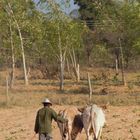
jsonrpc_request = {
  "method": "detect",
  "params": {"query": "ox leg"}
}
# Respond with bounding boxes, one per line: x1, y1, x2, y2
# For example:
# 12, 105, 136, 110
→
86, 131, 93, 140
68, 123, 72, 140
93, 134, 97, 140
85, 129, 90, 140
97, 127, 102, 140
68, 131, 71, 140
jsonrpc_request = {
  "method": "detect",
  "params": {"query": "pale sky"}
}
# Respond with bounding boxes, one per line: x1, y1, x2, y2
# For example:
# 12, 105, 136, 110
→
33, 0, 79, 14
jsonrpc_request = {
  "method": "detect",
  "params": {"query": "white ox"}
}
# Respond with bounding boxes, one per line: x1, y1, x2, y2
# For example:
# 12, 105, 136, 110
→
57, 108, 83, 140
79, 104, 106, 140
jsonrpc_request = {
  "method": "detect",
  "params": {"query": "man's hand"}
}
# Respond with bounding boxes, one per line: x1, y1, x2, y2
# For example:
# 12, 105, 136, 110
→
31, 132, 37, 140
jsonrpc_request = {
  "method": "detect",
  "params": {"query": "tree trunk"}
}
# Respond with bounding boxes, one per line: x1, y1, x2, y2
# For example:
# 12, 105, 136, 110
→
115, 58, 119, 74
87, 51, 91, 67
119, 38, 126, 86
60, 57, 64, 91
6, 76, 9, 106
70, 49, 80, 82
58, 25, 64, 91
7, 2, 28, 86
73, 49, 80, 82
9, 19, 15, 88
66, 58, 71, 77
17, 24, 28, 86
77, 64, 80, 82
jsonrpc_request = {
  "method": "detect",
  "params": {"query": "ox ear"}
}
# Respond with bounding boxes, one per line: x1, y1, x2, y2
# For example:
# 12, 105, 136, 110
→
63, 109, 67, 116
63, 109, 67, 113
100, 102, 110, 110
77, 107, 85, 113
58, 110, 63, 115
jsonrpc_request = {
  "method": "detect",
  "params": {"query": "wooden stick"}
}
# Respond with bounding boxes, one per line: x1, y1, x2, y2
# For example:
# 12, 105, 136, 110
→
87, 73, 92, 102
119, 38, 126, 86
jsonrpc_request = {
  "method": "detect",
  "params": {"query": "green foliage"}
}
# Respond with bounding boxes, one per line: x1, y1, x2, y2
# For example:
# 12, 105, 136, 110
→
0, 0, 39, 66
133, 37, 140, 54
74, 0, 140, 68
0, 0, 140, 76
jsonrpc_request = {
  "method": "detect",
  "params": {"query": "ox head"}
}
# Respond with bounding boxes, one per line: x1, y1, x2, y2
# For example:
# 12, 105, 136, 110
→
77, 107, 85, 113
71, 114, 83, 140
57, 110, 70, 140
58, 109, 84, 140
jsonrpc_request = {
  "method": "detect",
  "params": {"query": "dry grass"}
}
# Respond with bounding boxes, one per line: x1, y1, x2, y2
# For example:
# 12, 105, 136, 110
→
0, 68, 140, 108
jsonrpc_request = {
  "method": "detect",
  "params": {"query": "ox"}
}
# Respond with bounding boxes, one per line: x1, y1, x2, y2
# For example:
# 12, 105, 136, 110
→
57, 109, 83, 140
79, 104, 106, 140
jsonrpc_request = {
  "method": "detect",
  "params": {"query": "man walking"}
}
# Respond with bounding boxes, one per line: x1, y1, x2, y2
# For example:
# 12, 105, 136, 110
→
34, 98, 67, 140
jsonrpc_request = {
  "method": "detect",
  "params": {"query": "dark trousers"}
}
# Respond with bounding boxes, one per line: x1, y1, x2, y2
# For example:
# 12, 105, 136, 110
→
39, 133, 53, 140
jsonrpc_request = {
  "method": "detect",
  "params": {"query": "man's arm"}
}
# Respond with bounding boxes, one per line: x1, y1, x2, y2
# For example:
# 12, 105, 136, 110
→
51, 109, 67, 123
34, 111, 39, 133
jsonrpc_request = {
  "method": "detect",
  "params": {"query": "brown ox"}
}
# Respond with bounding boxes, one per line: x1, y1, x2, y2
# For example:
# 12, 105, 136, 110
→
57, 108, 83, 140
78, 104, 106, 140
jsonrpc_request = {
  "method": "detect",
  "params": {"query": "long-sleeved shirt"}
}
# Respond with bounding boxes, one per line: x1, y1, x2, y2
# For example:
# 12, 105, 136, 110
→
34, 106, 66, 134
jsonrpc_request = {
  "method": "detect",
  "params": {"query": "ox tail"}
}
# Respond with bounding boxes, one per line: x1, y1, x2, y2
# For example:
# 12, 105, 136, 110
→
91, 105, 96, 139
91, 105, 100, 139
91, 105, 106, 140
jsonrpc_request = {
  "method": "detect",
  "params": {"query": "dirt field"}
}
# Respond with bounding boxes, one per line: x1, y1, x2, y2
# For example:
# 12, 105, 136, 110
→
0, 105, 140, 140
0, 68, 140, 140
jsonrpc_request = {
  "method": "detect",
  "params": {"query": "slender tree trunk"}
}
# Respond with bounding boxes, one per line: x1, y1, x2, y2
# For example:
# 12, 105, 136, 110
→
66, 58, 71, 77
70, 49, 80, 82
87, 52, 91, 67
58, 25, 64, 91
77, 64, 80, 82
17, 24, 29, 86
7, 2, 28, 86
6, 76, 9, 106
9, 19, 15, 88
73, 50, 80, 82
72, 49, 80, 82
119, 38, 126, 86
60, 56, 64, 91
115, 58, 119, 74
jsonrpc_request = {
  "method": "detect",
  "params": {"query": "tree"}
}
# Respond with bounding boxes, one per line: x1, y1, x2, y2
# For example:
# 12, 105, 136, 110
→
38, 0, 84, 90
2, 0, 43, 86
75, 0, 140, 68
44, 19, 84, 90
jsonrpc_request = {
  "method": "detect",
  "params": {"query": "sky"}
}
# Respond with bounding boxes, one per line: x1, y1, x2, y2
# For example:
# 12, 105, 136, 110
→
33, 0, 79, 14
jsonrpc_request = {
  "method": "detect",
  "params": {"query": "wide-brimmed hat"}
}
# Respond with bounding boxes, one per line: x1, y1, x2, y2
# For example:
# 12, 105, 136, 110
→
42, 98, 52, 105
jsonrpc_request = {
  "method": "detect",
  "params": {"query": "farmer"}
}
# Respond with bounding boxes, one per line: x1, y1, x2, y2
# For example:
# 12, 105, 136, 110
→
34, 98, 67, 140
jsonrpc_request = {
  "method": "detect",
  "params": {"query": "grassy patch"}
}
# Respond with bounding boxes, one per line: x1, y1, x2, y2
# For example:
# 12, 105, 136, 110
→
0, 68, 140, 107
